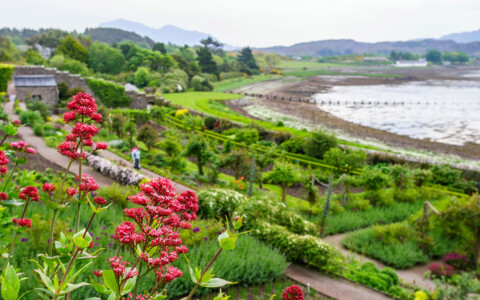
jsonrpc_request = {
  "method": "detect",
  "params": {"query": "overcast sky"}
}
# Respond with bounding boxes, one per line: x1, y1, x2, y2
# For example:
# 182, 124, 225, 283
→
2, 0, 480, 47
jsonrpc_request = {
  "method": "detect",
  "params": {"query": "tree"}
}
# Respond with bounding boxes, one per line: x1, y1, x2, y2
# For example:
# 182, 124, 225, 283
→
56, 35, 88, 63
196, 46, 219, 76
234, 128, 259, 145
223, 149, 250, 179
111, 114, 126, 138
88, 42, 125, 74
442, 51, 469, 64
237, 47, 259, 74
426, 50, 442, 64
134, 67, 151, 88
252, 147, 275, 189
323, 148, 367, 174
192, 75, 213, 91
25, 49, 46, 65
304, 130, 338, 159
264, 161, 302, 202
264, 53, 282, 70
137, 125, 158, 151
125, 121, 137, 144
184, 135, 214, 175
0, 36, 20, 62
359, 167, 391, 205
152, 42, 167, 54
171, 53, 197, 79
200, 37, 224, 56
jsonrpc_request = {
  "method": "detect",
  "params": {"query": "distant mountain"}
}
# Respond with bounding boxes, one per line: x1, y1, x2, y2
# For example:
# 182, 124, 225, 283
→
99, 19, 216, 46
440, 28, 480, 43
256, 39, 480, 57
83, 27, 154, 47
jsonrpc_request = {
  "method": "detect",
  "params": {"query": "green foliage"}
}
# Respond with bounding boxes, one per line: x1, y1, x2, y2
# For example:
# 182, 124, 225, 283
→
57, 35, 88, 63
136, 124, 158, 151
88, 42, 125, 74
264, 161, 302, 202
179, 219, 224, 247
323, 148, 366, 174
223, 149, 250, 179
97, 182, 138, 208
372, 222, 412, 244
234, 128, 259, 145
167, 235, 287, 298
25, 49, 47, 65
237, 47, 259, 75
192, 75, 214, 91
134, 66, 151, 88
197, 188, 247, 219
197, 46, 219, 76
426, 50, 442, 64
87, 77, 132, 107
49, 54, 90, 76
19, 110, 44, 127
280, 137, 305, 154
442, 51, 469, 64
430, 164, 462, 186
184, 135, 215, 175
303, 130, 338, 159
111, 114, 126, 138
26, 99, 51, 121
255, 221, 340, 272
160, 69, 189, 93
204, 116, 217, 130
0, 64, 14, 92
33, 123, 44, 136
160, 138, 181, 156
360, 167, 391, 191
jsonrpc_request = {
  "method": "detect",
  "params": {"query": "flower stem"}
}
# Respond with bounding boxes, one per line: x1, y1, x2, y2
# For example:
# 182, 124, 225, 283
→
3, 198, 30, 270
0, 134, 8, 147
131, 264, 143, 299
75, 203, 81, 233
48, 209, 58, 256
185, 248, 223, 300
56, 160, 73, 204
75, 139, 84, 232
2, 162, 18, 193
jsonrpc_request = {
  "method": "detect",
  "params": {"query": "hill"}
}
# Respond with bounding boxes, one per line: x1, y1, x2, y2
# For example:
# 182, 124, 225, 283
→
440, 28, 480, 43
99, 18, 215, 46
83, 27, 154, 47
256, 39, 480, 57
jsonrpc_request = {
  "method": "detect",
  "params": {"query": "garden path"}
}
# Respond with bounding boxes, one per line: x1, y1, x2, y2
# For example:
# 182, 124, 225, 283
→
323, 232, 437, 290
286, 264, 392, 300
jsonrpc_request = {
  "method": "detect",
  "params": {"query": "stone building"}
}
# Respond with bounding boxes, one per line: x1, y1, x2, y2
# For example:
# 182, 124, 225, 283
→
14, 75, 59, 106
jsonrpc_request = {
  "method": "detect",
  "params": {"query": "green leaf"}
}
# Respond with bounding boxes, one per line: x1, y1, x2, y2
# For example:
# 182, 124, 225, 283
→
201, 269, 214, 284
34, 270, 55, 293
151, 293, 167, 300
43, 199, 60, 210
121, 277, 136, 295
107, 292, 116, 300
72, 229, 92, 249
2, 265, 20, 300
60, 282, 90, 295
268, 294, 276, 300
183, 254, 197, 284
218, 231, 237, 251
233, 215, 244, 230
90, 278, 109, 295
102, 270, 119, 296
194, 267, 201, 282
200, 278, 236, 288
4, 124, 17, 136
1, 199, 25, 207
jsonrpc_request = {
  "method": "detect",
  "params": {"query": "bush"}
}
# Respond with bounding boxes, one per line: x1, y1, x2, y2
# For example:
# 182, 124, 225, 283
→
272, 131, 292, 144
204, 116, 217, 130
280, 137, 305, 154
49, 54, 90, 76
33, 123, 44, 136
19, 110, 44, 127
179, 219, 224, 247
234, 128, 259, 145
26, 99, 52, 121
160, 69, 189, 93
192, 75, 214, 91
136, 124, 158, 151
96, 182, 138, 208
372, 222, 412, 244
87, 78, 132, 107
0, 64, 14, 92
167, 235, 287, 298
197, 188, 247, 219
220, 71, 243, 80
303, 130, 338, 159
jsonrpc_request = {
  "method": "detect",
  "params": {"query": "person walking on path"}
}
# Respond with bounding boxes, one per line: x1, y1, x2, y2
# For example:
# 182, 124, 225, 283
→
131, 146, 140, 170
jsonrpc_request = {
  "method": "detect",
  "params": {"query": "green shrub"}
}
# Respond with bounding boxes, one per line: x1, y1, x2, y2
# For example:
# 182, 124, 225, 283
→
19, 110, 44, 127
97, 183, 138, 208
26, 99, 52, 121
197, 188, 247, 219
234, 128, 259, 145
255, 221, 340, 272
372, 222, 412, 244
87, 77, 132, 107
160, 69, 189, 93
33, 123, 44, 136
303, 130, 338, 159
49, 54, 90, 76
220, 71, 243, 80
192, 75, 214, 91
167, 235, 287, 298
204, 116, 217, 130
0, 64, 14, 93
179, 219, 224, 247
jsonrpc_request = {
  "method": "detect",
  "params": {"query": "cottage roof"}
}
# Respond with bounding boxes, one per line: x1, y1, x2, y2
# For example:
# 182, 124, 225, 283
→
14, 75, 56, 87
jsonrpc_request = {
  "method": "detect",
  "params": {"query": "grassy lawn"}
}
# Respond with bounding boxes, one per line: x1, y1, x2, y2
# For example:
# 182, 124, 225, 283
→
214, 74, 282, 92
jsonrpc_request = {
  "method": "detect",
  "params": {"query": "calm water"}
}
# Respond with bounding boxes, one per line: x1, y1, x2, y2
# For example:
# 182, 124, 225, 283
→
314, 78, 480, 145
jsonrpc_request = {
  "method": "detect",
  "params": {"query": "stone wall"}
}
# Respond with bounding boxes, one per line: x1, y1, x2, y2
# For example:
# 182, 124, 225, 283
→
13, 65, 166, 110
15, 86, 58, 106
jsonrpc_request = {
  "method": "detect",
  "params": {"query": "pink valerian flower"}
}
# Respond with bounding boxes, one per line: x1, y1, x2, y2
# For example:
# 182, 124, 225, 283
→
12, 120, 21, 127
26, 147, 35, 154
42, 183, 56, 192
57, 141, 80, 160
71, 123, 99, 141
123, 207, 148, 224
13, 218, 32, 228
108, 256, 137, 279
94, 196, 106, 205
95, 142, 108, 150
282, 285, 304, 300
66, 187, 77, 197
0, 151, 9, 165
76, 174, 99, 192
155, 265, 183, 283
66, 93, 99, 120
10, 141, 28, 150
19, 186, 39, 201
0, 192, 7, 200
0, 166, 7, 175
114, 222, 145, 245
428, 263, 454, 277
93, 270, 102, 277
443, 252, 470, 270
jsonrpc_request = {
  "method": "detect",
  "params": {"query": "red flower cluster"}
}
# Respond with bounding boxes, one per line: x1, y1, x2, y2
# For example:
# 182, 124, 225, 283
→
112, 178, 198, 285
19, 186, 39, 202
12, 120, 21, 127
93, 270, 102, 277
109, 256, 138, 279
12, 217, 32, 228
94, 196, 106, 205
58, 93, 106, 160
282, 285, 304, 300
76, 174, 99, 192
10, 141, 35, 154
66, 187, 77, 197
0, 192, 7, 200
42, 183, 56, 192
0, 150, 9, 165
428, 263, 454, 277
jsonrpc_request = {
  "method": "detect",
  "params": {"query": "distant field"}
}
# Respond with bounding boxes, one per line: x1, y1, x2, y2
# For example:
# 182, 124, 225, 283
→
278, 60, 349, 69
214, 74, 282, 92
285, 69, 403, 78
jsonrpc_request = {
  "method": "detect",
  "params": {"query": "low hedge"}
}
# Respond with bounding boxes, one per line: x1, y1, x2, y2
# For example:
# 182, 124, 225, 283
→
197, 188, 247, 220
87, 77, 132, 107
0, 64, 14, 93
